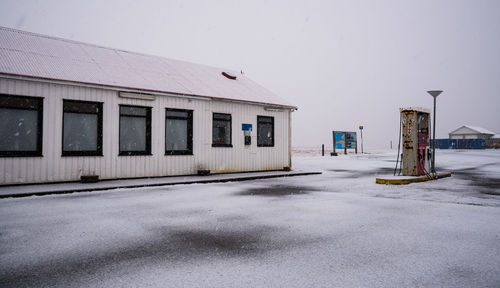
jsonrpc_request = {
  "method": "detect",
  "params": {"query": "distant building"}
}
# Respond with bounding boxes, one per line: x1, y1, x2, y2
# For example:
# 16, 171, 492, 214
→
488, 134, 500, 149
448, 125, 496, 140
0, 27, 297, 184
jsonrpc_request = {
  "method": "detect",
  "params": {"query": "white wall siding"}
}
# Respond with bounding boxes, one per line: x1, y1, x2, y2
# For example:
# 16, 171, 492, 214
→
464, 135, 478, 139
0, 78, 291, 184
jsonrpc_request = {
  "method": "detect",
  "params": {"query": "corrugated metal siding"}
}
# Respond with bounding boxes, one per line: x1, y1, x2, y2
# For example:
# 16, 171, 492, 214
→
0, 78, 291, 184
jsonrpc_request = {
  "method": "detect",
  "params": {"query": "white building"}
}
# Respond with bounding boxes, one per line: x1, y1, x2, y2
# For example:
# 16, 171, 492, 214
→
0, 27, 296, 185
448, 125, 496, 140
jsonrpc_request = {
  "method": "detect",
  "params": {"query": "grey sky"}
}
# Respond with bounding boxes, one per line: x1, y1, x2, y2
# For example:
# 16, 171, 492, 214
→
1, 0, 499, 148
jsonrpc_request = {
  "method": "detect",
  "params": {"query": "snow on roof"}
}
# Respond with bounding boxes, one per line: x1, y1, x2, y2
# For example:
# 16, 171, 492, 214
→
493, 134, 500, 139
0, 26, 296, 109
449, 125, 496, 135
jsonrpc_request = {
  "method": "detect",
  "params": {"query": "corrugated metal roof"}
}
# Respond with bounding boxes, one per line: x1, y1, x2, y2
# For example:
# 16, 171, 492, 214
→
0, 26, 296, 109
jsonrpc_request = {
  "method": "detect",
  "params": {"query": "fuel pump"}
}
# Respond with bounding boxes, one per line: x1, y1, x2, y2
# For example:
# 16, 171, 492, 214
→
398, 107, 431, 177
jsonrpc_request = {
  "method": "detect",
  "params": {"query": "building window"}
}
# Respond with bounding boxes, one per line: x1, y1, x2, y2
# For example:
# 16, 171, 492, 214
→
119, 105, 151, 156
165, 108, 193, 155
212, 113, 232, 147
257, 116, 274, 147
0, 95, 43, 157
62, 99, 103, 156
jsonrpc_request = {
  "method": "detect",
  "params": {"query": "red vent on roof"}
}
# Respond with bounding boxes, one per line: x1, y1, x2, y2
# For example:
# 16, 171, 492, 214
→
221, 72, 237, 80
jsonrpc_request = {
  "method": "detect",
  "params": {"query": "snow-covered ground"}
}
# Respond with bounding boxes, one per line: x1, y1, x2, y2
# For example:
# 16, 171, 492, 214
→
1, 149, 500, 287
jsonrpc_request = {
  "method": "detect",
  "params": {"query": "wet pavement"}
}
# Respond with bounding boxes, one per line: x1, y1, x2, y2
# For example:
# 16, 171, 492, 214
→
1, 150, 500, 287
235, 184, 317, 197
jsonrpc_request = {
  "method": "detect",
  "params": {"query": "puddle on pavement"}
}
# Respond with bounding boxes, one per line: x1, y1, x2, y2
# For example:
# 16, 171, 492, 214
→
452, 168, 500, 195
166, 229, 264, 256
328, 167, 394, 178
236, 185, 318, 197
0, 225, 277, 287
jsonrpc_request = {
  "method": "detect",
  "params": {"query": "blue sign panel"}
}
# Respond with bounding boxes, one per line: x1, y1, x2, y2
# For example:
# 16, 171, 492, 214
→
345, 132, 357, 149
334, 131, 357, 151
335, 132, 345, 149
242, 123, 252, 131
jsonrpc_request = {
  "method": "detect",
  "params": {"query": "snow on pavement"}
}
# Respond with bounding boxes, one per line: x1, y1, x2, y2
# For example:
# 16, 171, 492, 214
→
0, 149, 499, 287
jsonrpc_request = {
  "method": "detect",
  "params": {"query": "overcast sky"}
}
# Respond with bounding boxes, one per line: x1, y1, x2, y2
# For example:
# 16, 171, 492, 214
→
1, 0, 499, 149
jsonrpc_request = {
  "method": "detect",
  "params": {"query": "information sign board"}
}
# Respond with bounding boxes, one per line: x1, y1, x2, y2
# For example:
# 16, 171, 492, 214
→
332, 131, 357, 154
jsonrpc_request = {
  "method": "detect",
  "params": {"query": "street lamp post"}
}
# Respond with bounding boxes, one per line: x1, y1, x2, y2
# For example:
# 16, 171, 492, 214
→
427, 90, 442, 176
359, 125, 364, 154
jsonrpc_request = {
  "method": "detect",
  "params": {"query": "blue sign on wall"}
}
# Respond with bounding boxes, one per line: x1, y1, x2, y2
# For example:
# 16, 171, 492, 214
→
242, 124, 252, 131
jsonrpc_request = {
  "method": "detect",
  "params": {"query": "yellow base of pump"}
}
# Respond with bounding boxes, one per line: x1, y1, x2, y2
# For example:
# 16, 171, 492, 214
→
376, 172, 451, 185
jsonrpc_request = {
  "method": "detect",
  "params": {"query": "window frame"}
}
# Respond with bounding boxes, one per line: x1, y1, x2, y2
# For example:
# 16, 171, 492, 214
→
0, 94, 43, 157
212, 112, 232, 147
118, 104, 152, 156
62, 99, 103, 157
165, 108, 193, 156
257, 115, 275, 147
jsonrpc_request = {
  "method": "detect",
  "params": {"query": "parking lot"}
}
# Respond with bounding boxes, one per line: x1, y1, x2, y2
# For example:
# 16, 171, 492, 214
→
1, 150, 499, 287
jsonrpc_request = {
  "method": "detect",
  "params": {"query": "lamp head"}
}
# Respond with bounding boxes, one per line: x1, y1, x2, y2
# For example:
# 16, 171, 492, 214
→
427, 90, 443, 98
